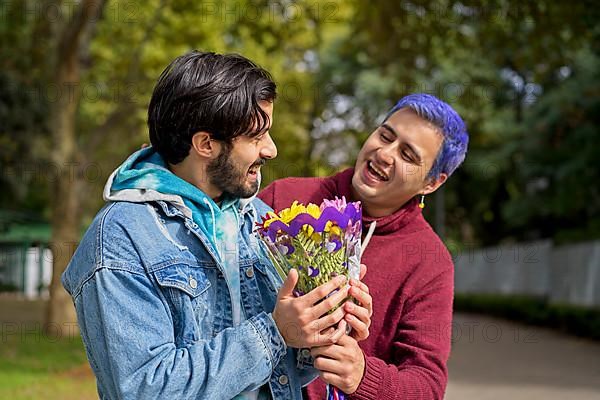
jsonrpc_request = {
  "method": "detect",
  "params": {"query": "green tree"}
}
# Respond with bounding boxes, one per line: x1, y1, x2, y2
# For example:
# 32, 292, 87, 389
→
503, 49, 600, 243
1, 0, 355, 331
315, 0, 598, 245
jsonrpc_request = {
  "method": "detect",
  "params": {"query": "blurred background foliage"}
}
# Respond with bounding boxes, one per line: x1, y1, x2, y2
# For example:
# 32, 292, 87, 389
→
1, 0, 599, 249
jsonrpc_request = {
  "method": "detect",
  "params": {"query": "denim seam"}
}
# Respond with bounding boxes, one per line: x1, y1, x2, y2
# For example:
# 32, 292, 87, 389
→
248, 315, 275, 373
238, 257, 260, 267
72, 265, 146, 299
147, 258, 217, 273
96, 202, 119, 266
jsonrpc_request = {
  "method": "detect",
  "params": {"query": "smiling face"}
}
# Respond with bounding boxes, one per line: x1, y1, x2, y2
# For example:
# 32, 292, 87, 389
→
351, 108, 447, 217
207, 101, 277, 199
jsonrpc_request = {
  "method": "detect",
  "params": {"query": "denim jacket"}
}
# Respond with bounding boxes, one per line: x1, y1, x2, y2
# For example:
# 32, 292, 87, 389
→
62, 181, 316, 399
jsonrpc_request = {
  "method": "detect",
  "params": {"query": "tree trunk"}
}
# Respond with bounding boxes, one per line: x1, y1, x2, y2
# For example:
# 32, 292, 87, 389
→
45, 174, 82, 335
44, 0, 106, 336
44, 53, 83, 335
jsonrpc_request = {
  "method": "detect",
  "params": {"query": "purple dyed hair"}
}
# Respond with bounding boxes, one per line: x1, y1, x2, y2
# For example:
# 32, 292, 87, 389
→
384, 93, 469, 179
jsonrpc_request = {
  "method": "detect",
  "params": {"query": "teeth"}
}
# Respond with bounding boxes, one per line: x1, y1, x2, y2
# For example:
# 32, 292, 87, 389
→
368, 161, 388, 181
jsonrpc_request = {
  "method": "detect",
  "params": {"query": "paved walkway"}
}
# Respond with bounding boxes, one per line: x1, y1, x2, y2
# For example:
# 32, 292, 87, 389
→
446, 313, 600, 400
3, 298, 599, 399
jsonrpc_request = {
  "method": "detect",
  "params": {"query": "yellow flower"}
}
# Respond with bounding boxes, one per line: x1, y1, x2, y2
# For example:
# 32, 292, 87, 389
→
324, 221, 342, 237
329, 225, 342, 237
306, 203, 322, 219
311, 232, 322, 243
302, 224, 315, 236
278, 201, 306, 224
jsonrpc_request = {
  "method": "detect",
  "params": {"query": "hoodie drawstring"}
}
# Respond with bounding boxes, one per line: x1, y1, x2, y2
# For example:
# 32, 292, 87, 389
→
360, 221, 377, 260
203, 198, 219, 252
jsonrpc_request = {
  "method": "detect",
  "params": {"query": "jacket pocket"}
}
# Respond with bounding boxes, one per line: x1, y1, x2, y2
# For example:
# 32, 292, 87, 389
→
153, 263, 213, 345
154, 263, 211, 297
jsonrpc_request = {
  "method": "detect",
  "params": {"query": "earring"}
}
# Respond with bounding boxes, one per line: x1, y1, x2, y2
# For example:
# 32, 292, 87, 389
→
419, 195, 425, 209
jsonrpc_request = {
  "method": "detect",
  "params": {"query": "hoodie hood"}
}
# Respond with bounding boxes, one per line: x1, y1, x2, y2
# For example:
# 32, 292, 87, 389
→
104, 147, 249, 261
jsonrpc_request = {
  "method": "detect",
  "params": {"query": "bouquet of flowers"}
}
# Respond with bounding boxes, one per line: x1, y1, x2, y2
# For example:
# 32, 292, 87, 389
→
256, 196, 362, 400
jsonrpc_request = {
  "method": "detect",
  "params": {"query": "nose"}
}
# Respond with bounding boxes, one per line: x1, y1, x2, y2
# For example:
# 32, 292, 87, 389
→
377, 144, 394, 165
260, 132, 278, 159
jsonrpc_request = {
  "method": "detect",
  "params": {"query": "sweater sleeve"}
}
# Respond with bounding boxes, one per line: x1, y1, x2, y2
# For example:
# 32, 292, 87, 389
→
350, 266, 454, 400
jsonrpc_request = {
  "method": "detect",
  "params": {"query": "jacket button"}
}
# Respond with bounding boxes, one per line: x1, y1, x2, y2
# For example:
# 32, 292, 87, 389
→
189, 278, 198, 289
278, 375, 288, 385
245, 267, 254, 278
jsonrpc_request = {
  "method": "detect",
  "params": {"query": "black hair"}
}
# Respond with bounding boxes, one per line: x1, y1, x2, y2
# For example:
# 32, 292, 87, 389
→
148, 51, 277, 164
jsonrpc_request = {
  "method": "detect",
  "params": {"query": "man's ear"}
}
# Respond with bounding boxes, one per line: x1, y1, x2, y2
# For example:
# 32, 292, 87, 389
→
190, 131, 217, 158
422, 173, 448, 195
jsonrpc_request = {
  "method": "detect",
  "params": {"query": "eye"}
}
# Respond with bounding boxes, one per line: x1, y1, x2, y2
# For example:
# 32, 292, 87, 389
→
401, 150, 413, 162
379, 131, 393, 143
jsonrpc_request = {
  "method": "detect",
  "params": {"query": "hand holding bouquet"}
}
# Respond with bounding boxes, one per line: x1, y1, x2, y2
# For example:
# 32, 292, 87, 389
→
256, 197, 362, 400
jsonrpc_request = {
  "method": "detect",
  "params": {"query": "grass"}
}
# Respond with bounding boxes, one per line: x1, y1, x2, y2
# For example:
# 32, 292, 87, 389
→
0, 322, 97, 400
454, 293, 600, 341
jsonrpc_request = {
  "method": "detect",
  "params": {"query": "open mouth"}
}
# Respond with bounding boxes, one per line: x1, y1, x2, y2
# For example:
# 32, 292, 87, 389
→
247, 164, 262, 179
366, 160, 389, 182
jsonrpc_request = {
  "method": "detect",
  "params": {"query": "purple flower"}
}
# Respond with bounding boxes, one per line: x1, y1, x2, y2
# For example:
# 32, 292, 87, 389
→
308, 266, 320, 277
276, 244, 288, 255
325, 239, 342, 253
346, 221, 362, 241
276, 237, 295, 255
293, 289, 305, 297
321, 196, 348, 212
284, 242, 295, 254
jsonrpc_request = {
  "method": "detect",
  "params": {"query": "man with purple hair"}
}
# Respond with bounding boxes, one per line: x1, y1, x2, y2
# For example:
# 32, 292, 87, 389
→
259, 93, 469, 399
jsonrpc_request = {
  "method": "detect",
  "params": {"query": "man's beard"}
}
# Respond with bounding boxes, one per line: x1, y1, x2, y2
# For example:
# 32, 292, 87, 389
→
207, 142, 265, 199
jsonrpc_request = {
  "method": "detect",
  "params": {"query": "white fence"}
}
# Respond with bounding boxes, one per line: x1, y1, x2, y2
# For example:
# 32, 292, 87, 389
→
454, 239, 600, 308
3, 240, 599, 306
0, 245, 53, 299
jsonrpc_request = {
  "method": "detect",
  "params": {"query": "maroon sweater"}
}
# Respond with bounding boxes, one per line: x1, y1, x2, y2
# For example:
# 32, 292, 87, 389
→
258, 168, 453, 400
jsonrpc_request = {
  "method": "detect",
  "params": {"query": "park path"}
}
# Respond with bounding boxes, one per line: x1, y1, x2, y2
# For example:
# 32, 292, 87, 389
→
446, 313, 600, 400
3, 298, 600, 399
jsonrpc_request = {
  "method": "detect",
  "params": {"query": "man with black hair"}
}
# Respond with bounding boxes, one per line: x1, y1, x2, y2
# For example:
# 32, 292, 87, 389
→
62, 51, 371, 400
